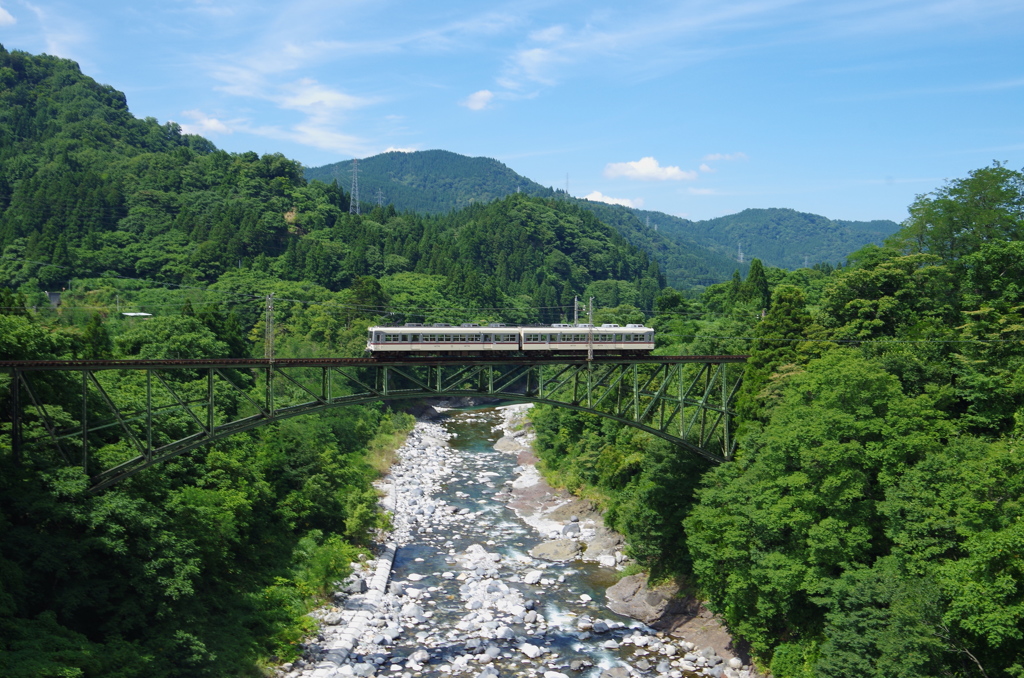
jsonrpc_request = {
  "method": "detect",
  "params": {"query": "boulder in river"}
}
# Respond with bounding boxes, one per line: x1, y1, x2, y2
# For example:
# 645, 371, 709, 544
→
529, 539, 582, 561
604, 572, 681, 624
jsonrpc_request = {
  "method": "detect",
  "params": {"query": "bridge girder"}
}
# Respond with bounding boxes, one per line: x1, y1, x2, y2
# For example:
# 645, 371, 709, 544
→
2, 356, 745, 492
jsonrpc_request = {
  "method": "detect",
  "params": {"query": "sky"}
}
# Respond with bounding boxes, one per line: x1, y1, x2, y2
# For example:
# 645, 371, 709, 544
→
1, 0, 1022, 223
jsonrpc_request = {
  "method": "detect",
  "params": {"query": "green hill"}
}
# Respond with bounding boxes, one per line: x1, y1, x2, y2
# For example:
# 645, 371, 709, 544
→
675, 208, 901, 270
306, 152, 900, 285
304, 150, 558, 214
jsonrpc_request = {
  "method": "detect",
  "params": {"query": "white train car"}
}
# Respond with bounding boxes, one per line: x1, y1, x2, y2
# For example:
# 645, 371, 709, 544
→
520, 324, 655, 354
366, 323, 519, 354
367, 322, 655, 355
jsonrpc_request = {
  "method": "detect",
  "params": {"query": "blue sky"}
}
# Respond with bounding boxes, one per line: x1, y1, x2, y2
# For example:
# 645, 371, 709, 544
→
1, 0, 1022, 222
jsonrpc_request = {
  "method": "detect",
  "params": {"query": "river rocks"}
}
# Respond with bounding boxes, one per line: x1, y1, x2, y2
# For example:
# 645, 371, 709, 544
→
523, 569, 543, 584
605, 572, 681, 624
276, 408, 759, 678
529, 539, 582, 561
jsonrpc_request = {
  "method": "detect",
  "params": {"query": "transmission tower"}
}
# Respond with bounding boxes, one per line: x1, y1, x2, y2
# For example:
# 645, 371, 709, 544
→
375, 188, 385, 207
349, 158, 360, 215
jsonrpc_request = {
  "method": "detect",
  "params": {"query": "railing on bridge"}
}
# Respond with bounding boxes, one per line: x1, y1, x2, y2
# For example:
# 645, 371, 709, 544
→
1, 355, 746, 492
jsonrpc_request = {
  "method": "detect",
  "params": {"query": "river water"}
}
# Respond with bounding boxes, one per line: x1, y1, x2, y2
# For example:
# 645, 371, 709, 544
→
295, 407, 731, 678
385, 408, 638, 677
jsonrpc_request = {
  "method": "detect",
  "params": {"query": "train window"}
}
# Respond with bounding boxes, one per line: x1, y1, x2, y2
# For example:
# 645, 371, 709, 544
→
615, 334, 622, 341
401, 334, 408, 342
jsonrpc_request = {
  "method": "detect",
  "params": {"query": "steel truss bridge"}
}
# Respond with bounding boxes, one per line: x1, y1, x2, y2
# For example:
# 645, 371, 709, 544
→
2, 355, 746, 492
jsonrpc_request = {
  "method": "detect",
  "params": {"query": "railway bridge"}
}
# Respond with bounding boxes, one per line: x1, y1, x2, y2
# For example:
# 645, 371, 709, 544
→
2, 355, 746, 492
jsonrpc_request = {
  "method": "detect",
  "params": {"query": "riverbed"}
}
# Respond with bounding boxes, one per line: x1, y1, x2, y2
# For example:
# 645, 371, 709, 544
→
281, 406, 750, 678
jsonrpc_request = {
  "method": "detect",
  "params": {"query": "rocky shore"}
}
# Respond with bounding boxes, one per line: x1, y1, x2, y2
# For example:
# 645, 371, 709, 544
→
492, 405, 758, 678
273, 405, 758, 678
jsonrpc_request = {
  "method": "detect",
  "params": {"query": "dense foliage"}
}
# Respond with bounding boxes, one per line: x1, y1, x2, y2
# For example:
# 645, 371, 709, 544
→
304, 150, 560, 215
532, 164, 1024, 677
304, 152, 899, 287
0, 45, 667, 676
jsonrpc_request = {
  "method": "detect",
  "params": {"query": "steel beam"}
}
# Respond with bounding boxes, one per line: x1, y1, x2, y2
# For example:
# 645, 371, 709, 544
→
1, 355, 745, 491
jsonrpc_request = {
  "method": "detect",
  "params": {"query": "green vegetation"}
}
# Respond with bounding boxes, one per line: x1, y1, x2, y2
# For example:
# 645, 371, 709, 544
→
305, 153, 900, 288
304, 150, 560, 215
532, 164, 1024, 677
4, 42, 1021, 678
0, 45, 664, 676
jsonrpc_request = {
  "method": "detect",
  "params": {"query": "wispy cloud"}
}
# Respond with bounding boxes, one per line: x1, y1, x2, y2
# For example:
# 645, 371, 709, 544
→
461, 89, 495, 111
201, 60, 379, 155
22, 1, 89, 59
0, 3, 15, 26
583, 191, 643, 208
605, 157, 697, 181
828, 76, 1024, 103
178, 110, 234, 136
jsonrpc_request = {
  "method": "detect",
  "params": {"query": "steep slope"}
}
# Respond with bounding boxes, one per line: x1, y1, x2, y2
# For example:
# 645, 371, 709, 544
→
306, 151, 900, 284
304, 150, 558, 214
679, 208, 901, 270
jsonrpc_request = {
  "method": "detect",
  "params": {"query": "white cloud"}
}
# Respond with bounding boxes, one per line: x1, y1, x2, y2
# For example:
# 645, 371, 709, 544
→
511, 47, 560, 86
699, 163, 715, 173
702, 152, 748, 161
246, 122, 368, 156
461, 89, 495, 110
178, 110, 233, 136
22, 1, 87, 59
278, 78, 372, 114
604, 157, 697, 181
205, 67, 377, 155
0, 4, 15, 26
583, 191, 644, 208
383, 146, 417, 153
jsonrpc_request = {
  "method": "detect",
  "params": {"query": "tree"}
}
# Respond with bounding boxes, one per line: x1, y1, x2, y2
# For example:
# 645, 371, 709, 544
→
894, 162, 1024, 263
744, 258, 771, 310
735, 285, 812, 425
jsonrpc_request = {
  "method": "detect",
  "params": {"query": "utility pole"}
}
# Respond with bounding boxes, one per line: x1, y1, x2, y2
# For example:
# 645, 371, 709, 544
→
264, 293, 275, 361
573, 296, 579, 325
587, 296, 594, 361
349, 158, 360, 215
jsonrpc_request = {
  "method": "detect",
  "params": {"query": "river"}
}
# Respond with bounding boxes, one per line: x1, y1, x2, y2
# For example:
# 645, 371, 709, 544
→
282, 406, 746, 678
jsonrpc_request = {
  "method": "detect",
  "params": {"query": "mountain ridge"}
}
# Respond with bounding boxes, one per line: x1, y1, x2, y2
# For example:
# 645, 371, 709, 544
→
306, 151, 901, 284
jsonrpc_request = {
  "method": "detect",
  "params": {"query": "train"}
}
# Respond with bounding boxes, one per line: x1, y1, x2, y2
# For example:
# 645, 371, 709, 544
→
366, 322, 655, 356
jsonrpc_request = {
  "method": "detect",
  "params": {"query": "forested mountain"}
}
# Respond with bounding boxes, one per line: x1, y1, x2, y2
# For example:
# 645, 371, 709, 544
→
4, 42, 1022, 678
306, 152, 899, 285
531, 163, 1024, 678
304, 150, 558, 214
0, 45, 661, 677
676, 207, 900, 270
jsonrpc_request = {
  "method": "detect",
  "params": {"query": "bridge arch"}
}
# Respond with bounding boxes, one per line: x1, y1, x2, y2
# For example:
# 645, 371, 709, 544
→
3, 356, 745, 492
